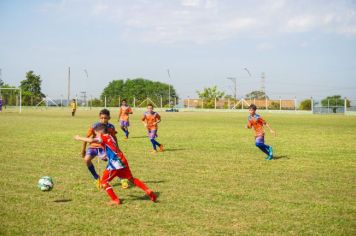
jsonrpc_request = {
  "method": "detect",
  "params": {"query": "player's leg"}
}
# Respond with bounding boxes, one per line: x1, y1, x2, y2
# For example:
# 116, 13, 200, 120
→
119, 168, 157, 202
149, 130, 163, 152
255, 136, 273, 160
101, 169, 120, 205
84, 148, 101, 187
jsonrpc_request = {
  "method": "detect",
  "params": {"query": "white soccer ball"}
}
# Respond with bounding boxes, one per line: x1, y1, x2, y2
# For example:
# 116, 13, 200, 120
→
38, 176, 54, 191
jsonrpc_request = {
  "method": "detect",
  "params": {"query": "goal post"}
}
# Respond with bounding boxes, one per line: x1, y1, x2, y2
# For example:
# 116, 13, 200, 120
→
0, 87, 22, 113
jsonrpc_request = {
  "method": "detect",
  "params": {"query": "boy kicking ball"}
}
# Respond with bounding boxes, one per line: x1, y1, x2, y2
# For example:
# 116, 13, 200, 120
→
246, 104, 275, 160
75, 124, 157, 205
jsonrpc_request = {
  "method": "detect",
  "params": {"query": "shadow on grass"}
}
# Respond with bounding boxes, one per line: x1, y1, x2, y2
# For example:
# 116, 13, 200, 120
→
164, 148, 186, 152
128, 192, 161, 202
129, 136, 147, 139
273, 155, 289, 160
54, 199, 72, 203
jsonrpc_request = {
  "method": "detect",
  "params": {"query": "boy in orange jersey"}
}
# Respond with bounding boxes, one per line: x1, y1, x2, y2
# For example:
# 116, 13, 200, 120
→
142, 104, 164, 153
246, 104, 275, 160
118, 99, 133, 139
81, 109, 118, 188
75, 123, 157, 205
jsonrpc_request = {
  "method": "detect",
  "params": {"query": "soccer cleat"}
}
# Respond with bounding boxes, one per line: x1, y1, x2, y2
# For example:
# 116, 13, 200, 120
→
107, 199, 121, 206
266, 146, 273, 160
159, 144, 164, 152
121, 179, 129, 189
146, 190, 157, 202
151, 150, 158, 154
94, 177, 102, 190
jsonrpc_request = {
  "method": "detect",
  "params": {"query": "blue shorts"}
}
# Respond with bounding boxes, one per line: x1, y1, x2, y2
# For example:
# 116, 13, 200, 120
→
147, 130, 158, 139
86, 147, 106, 159
255, 135, 265, 144
120, 120, 130, 127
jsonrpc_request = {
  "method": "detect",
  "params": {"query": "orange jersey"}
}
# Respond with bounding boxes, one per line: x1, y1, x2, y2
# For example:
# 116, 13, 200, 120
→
142, 111, 161, 131
247, 114, 266, 137
86, 122, 117, 148
118, 106, 132, 121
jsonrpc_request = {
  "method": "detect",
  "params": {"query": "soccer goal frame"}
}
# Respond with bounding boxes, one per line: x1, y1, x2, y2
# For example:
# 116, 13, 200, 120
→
0, 87, 22, 113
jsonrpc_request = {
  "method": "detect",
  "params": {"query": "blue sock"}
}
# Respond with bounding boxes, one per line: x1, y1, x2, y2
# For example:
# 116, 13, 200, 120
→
150, 139, 157, 150
125, 130, 129, 137
88, 164, 99, 179
256, 143, 270, 155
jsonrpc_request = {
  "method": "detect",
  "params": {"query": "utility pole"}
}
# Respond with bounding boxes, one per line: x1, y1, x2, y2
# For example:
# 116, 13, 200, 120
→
226, 77, 237, 100
67, 67, 70, 106
261, 72, 266, 94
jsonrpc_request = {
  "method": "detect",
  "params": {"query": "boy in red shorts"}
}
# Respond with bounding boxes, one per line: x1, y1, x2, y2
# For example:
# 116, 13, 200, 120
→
75, 123, 157, 205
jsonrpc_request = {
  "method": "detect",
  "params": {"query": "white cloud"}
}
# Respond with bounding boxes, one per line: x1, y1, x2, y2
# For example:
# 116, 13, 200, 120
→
39, 0, 356, 44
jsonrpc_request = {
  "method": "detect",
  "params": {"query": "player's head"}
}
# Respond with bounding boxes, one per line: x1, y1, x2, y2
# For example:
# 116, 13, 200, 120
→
99, 109, 110, 124
248, 104, 257, 115
72, 99, 75, 102
94, 123, 108, 134
147, 103, 154, 113
121, 99, 127, 106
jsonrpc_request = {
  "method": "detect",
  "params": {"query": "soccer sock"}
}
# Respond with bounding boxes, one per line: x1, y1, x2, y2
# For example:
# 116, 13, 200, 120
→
256, 143, 270, 155
105, 185, 119, 201
125, 130, 129, 138
131, 178, 149, 192
87, 164, 99, 179
150, 139, 157, 150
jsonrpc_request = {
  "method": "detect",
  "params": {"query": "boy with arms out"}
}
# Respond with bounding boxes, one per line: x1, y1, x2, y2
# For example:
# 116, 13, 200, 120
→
75, 124, 157, 205
246, 104, 275, 160
142, 104, 164, 153
118, 99, 133, 139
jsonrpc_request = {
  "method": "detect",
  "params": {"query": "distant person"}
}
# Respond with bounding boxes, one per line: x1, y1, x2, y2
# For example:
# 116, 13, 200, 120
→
70, 99, 77, 117
75, 123, 157, 205
246, 104, 275, 160
118, 99, 133, 139
142, 104, 164, 153
0, 98, 3, 112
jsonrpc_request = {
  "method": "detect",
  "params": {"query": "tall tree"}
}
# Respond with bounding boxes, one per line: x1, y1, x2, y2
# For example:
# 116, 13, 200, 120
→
101, 78, 178, 107
245, 90, 268, 99
20, 71, 45, 105
196, 86, 225, 108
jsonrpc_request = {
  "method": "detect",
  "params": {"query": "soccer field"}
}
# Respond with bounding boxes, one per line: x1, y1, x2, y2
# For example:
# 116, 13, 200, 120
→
0, 109, 355, 235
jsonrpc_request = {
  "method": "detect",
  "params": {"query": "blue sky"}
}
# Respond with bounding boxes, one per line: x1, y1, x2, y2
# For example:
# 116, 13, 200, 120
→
0, 0, 356, 100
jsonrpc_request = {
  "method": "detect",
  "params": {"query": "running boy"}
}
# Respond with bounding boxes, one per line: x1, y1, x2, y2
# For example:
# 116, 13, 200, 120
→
142, 104, 164, 153
81, 109, 118, 188
118, 99, 133, 139
246, 104, 275, 160
75, 124, 157, 205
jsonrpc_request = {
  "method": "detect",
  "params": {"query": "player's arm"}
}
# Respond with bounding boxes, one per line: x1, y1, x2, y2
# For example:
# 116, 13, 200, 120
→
153, 114, 161, 125
81, 128, 93, 157
127, 107, 133, 114
75, 135, 100, 143
141, 114, 147, 127
246, 120, 252, 129
265, 123, 276, 136
118, 108, 122, 121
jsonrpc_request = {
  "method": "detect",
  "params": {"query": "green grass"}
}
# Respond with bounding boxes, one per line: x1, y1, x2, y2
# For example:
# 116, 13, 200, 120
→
0, 108, 355, 235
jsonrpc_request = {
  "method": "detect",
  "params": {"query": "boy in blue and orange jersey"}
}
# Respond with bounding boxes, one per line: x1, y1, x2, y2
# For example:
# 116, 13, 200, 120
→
118, 99, 133, 139
142, 104, 164, 153
75, 124, 157, 206
81, 109, 118, 188
246, 104, 275, 160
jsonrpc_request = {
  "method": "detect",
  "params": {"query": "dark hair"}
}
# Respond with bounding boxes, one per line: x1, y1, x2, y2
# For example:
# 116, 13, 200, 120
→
121, 99, 127, 103
94, 123, 108, 134
248, 104, 257, 111
99, 109, 110, 117
147, 103, 154, 108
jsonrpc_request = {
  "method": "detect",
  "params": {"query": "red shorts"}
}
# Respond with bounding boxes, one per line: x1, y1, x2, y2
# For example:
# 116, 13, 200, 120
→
101, 154, 133, 184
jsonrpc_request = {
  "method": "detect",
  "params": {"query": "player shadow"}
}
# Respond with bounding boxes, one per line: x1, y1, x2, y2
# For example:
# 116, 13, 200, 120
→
128, 192, 161, 201
129, 136, 147, 139
164, 148, 186, 152
273, 155, 289, 160
54, 199, 72, 203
